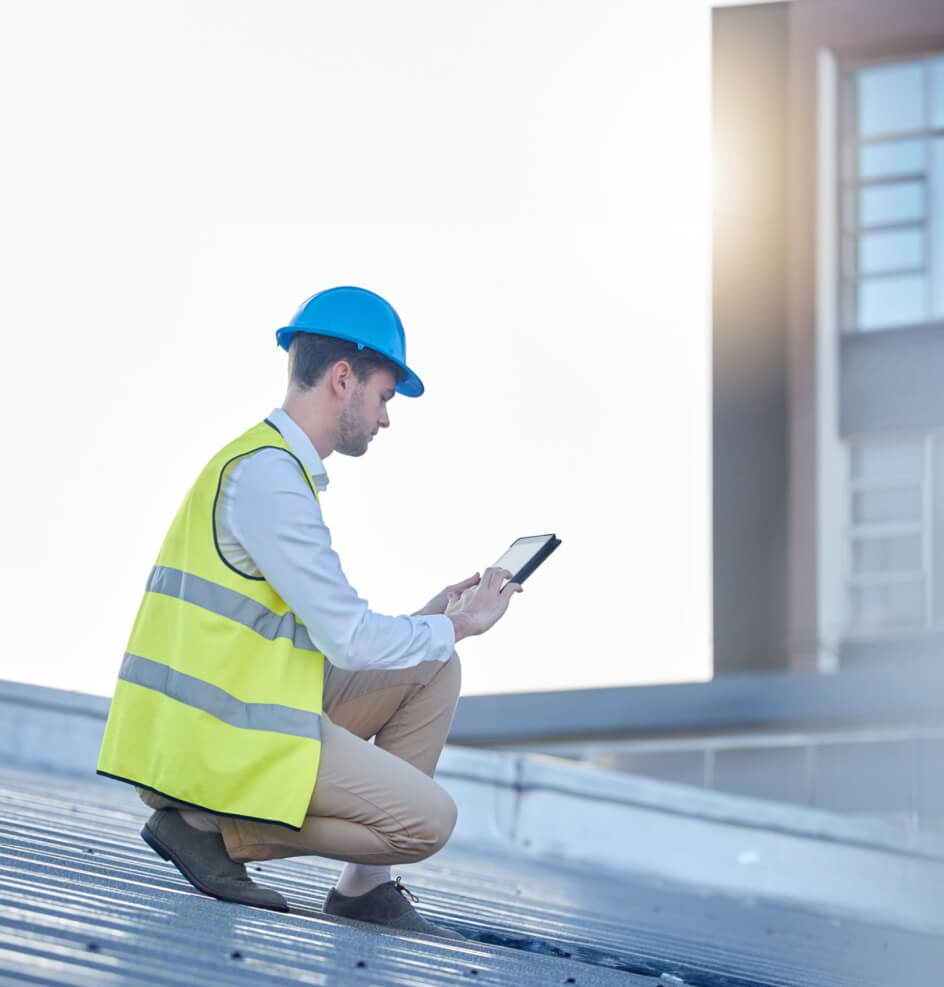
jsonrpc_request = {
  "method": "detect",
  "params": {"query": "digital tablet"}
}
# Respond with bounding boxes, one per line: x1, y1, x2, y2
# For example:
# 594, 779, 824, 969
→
493, 534, 561, 588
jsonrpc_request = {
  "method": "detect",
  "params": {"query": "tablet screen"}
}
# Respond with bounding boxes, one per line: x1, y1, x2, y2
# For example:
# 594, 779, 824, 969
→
493, 534, 556, 582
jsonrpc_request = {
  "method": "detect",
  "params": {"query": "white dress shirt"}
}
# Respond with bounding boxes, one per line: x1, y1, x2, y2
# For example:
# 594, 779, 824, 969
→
214, 408, 455, 671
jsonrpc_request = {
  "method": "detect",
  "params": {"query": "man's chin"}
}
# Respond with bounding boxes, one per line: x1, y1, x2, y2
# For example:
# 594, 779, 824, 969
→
336, 441, 369, 458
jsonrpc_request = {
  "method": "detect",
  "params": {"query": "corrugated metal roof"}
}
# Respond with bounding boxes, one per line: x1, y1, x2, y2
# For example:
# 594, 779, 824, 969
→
2, 763, 942, 986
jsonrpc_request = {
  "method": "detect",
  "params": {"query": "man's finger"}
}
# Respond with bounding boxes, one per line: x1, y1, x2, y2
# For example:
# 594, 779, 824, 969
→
482, 567, 509, 588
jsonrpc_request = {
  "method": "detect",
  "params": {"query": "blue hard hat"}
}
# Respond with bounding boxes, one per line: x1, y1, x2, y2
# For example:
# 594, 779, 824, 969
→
275, 286, 424, 397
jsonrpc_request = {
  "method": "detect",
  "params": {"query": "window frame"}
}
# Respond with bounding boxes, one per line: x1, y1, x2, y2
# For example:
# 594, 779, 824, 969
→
838, 53, 944, 334
842, 429, 944, 639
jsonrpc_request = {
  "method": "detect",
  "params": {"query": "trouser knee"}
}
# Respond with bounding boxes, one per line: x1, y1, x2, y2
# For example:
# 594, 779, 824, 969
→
432, 787, 458, 851
397, 786, 457, 863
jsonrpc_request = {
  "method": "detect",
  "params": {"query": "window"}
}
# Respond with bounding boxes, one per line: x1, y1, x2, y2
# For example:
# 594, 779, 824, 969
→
845, 432, 944, 634
841, 55, 944, 331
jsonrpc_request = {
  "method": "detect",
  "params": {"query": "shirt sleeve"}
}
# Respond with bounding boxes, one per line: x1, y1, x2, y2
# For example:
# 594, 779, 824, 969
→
224, 449, 455, 672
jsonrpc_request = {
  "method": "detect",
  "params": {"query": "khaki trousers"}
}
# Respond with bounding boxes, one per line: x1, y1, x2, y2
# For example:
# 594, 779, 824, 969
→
138, 651, 461, 867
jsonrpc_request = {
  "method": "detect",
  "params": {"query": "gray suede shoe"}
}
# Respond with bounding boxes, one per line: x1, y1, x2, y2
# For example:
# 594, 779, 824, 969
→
141, 808, 288, 912
323, 877, 465, 940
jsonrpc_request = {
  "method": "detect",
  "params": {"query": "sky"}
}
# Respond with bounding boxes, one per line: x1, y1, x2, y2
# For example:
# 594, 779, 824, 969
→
0, 0, 713, 697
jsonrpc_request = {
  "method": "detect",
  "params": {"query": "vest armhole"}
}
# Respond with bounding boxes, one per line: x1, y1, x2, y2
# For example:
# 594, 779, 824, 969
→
211, 443, 319, 580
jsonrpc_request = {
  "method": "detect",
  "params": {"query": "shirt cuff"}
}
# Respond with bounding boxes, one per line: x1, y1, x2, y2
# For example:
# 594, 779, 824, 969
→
425, 613, 456, 662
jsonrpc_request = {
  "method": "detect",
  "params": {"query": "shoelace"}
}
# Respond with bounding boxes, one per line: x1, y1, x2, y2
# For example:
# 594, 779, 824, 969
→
394, 875, 420, 903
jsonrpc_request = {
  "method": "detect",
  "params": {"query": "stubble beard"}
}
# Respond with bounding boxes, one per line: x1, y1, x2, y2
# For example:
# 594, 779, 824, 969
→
335, 385, 371, 457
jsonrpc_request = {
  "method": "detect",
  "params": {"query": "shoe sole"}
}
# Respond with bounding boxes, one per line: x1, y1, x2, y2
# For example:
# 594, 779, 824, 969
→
322, 911, 467, 941
140, 823, 289, 912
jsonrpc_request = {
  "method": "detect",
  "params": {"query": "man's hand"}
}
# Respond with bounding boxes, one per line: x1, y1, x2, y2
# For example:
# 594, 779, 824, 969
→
444, 566, 522, 642
413, 574, 482, 617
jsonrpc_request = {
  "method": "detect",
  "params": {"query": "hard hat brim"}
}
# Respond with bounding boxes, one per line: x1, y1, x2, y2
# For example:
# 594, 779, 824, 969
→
276, 327, 424, 398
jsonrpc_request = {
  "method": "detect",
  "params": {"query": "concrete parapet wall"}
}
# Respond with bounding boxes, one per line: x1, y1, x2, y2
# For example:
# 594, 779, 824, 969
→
0, 680, 110, 778
438, 746, 944, 935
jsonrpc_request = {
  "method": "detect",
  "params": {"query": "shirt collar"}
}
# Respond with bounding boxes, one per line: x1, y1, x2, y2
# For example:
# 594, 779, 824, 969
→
265, 408, 330, 491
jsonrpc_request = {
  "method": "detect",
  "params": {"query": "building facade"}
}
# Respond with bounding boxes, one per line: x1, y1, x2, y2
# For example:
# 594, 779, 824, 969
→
713, 0, 944, 675
449, 1, 944, 827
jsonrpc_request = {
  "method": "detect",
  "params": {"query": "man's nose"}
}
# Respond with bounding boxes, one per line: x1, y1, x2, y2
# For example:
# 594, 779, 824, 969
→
379, 408, 390, 428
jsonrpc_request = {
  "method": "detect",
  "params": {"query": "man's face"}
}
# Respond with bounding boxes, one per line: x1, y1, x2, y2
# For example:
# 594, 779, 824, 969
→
335, 367, 396, 457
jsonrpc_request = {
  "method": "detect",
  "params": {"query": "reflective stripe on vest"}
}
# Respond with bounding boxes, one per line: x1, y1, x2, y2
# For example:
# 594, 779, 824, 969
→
118, 653, 322, 740
147, 565, 319, 652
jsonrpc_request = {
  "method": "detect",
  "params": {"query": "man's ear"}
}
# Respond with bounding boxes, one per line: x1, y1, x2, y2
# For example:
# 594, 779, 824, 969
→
330, 360, 355, 396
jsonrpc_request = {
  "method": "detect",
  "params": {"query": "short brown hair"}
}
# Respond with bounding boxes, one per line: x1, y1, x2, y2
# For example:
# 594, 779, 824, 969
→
288, 333, 405, 390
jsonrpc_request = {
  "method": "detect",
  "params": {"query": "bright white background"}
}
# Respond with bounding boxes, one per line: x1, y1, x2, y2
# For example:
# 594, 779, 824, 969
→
0, 0, 712, 697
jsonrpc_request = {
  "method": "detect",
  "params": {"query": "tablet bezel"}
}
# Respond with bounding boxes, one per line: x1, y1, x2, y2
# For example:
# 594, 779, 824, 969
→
493, 533, 561, 588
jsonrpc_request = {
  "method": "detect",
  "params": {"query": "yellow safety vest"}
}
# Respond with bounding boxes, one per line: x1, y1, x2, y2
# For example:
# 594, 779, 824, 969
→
97, 419, 325, 830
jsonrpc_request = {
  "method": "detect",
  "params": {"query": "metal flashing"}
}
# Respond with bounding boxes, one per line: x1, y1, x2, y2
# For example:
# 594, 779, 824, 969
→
448, 662, 944, 744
